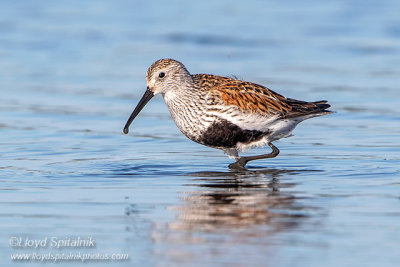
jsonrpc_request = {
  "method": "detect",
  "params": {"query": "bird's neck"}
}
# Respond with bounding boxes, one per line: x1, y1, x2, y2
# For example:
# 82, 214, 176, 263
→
162, 88, 209, 140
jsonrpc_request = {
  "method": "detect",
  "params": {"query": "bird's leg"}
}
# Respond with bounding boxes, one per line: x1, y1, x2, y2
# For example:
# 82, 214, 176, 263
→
228, 143, 280, 170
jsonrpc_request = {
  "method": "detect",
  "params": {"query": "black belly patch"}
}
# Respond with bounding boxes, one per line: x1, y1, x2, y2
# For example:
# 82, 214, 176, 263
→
197, 119, 269, 148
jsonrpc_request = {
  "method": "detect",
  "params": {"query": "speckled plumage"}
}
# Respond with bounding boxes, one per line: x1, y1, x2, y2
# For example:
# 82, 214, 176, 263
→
124, 58, 331, 168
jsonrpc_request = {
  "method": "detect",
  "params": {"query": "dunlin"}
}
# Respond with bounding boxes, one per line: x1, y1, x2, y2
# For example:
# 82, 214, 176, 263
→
123, 59, 331, 169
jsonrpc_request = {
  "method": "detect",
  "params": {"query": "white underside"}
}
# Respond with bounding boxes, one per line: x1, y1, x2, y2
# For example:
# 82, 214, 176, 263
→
219, 112, 320, 158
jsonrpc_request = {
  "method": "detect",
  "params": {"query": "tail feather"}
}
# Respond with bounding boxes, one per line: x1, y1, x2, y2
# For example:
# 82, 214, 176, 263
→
283, 99, 332, 119
313, 100, 331, 113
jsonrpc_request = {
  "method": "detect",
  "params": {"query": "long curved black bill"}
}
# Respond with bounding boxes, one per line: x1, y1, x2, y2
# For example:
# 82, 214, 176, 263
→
123, 88, 154, 134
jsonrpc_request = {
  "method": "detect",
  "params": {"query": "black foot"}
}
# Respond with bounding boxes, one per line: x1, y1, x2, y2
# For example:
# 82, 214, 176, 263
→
228, 157, 248, 170
228, 142, 280, 170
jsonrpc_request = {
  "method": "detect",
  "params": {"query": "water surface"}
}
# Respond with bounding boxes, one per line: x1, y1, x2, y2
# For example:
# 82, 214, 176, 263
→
1, 0, 400, 266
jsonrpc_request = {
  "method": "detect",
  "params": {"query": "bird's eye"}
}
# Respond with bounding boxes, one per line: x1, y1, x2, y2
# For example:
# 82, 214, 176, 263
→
158, 72, 165, 78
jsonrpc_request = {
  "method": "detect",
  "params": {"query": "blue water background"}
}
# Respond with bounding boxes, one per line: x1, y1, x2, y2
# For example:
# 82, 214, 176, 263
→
1, 0, 400, 266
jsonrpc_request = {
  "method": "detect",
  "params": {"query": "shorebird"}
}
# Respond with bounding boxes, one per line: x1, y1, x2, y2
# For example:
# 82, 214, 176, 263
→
123, 59, 331, 169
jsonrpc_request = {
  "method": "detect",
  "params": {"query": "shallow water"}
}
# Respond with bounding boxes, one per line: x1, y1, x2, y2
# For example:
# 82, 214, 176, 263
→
1, 0, 400, 266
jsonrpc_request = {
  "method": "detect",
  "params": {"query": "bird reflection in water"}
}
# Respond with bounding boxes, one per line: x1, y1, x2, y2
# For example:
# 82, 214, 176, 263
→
168, 168, 313, 233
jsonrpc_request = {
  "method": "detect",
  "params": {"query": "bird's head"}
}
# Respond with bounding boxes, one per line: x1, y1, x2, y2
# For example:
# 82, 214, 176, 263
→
123, 58, 191, 134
